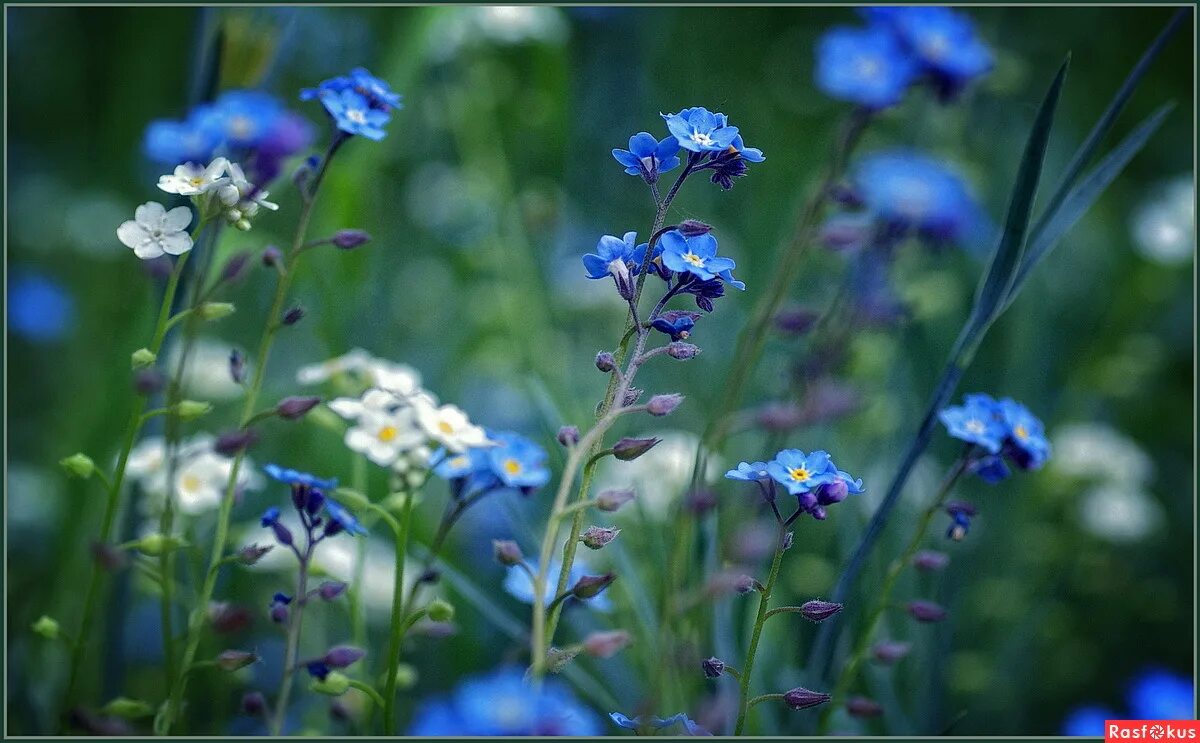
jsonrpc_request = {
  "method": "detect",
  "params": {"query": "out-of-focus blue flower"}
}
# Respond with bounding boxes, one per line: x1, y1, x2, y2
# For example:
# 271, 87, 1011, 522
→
997, 398, 1051, 470
302, 67, 403, 112
7, 271, 74, 343
143, 116, 222, 166
202, 90, 284, 149
612, 132, 681, 183
816, 25, 917, 108
487, 431, 550, 491
725, 461, 773, 482
650, 310, 700, 341
582, 232, 651, 280
1060, 705, 1116, 737
938, 393, 1007, 453
410, 666, 601, 735
260, 507, 282, 527
766, 449, 838, 496
323, 497, 367, 536
263, 464, 339, 490
502, 558, 611, 611
851, 150, 986, 244
660, 231, 737, 282
1128, 668, 1195, 720
610, 712, 710, 735
320, 89, 391, 141
970, 454, 1011, 485
866, 7, 993, 96
662, 107, 740, 154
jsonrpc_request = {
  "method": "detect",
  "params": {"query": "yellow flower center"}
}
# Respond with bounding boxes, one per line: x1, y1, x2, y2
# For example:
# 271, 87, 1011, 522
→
377, 425, 398, 442
502, 458, 522, 475
1013, 424, 1029, 440
437, 420, 455, 435
788, 466, 811, 482
682, 251, 705, 268
181, 474, 202, 492
189, 177, 205, 187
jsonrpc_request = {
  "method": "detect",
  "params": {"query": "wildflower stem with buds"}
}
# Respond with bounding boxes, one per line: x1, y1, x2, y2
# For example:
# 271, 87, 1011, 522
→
733, 522, 789, 735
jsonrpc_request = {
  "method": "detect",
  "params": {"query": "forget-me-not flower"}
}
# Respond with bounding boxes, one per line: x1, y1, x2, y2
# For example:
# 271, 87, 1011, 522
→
302, 67, 403, 112
320, 89, 391, 141
650, 310, 700, 341
610, 712, 710, 736
612, 132, 681, 183
866, 7, 993, 96
996, 398, 1051, 470
7, 272, 74, 343
766, 449, 839, 495
1128, 668, 1195, 720
409, 666, 600, 735
851, 150, 987, 244
662, 107, 740, 154
725, 461, 773, 483
582, 232, 652, 280
816, 25, 917, 108
659, 230, 739, 282
938, 393, 1007, 453
117, 201, 194, 260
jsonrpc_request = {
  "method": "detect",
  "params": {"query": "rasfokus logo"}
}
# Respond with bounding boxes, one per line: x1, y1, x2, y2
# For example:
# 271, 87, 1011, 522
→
1106, 720, 1200, 741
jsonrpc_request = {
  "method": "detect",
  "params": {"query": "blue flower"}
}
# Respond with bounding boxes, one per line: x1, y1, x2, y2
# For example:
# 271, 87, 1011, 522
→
660, 231, 738, 282
852, 150, 988, 244
203, 90, 284, 149
1128, 668, 1195, 720
996, 398, 1051, 470
816, 25, 917, 108
319, 89, 391, 141
1060, 705, 1116, 737
700, 134, 766, 190
264, 464, 339, 490
970, 454, 1011, 485
766, 449, 838, 495
662, 107, 740, 154
866, 7, 993, 96
323, 497, 367, 537
410, 666, 600, 735
260, 507, 282, 527
612, 132, 681, 183
680, 277, 728, 313
725, 461, 773, 482
582, 232, 652, 280
610, 712, 710, 735
938, 393, 1007, 453
143, 116, 222, 166
502, 558, 611, 611
302, 67, 403, 112
650, 310, 700, 341
487, 431, 550, 491
305, 661, 331, 680
7, 271, 74, 343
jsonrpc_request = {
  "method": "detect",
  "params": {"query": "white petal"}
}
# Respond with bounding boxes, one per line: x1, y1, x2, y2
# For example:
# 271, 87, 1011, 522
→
345, 427, 374, 453
134, 241, 165, 259
367, 441, 399, 466
159, 232, 193, 256
328, 398, 365, 420
163, 206, 193, 232
206, 157, 230, 180
117, 220, 150, 249
135, 201, 166, 226
174, 162, 203, 178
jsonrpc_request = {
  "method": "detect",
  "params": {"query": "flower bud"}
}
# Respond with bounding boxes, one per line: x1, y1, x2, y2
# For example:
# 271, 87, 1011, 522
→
571, 573, 615, 599
622, 387, 643, 406
215, 429, 258, 456
870, 641, 911, 665
322, 646, 365, 669
492, 540, 524, 566
906, 600, 947, 623
912, 550, 950, 572
277, 395, 321, 420
595, 351, 616, 372
270, 604, 289, 624
241, 691, 266, 716
667, 342, 700, 360
705, 571, 758, 597
208, 602, 252, 634
221, 251, 252, 282
774, 307, 820, 335
134, 369, 164, 396
580, 526, 621, 550
545, 646, 581, 673
282, 305, 305, 326
427, 598, 455, 623
677, 219, 713, 237
701, 657, 726, 678
229, 348, 247, 384
102, 697, 155, 720
846, 696, 883, 718
32, 615, 60, 640
176, 400, 213, 421
199, 302, 236, 321
216, 649, 259, 672
59, 453, 95, 479
582, 630, 632, 659
310, 671, 351, 696
237, 543, 272, 565
135, 533, 186, 556
815, 479, 848, 505
318, 581, 348, 601
782, 531, 795, 551
131, 347, 157, 370
595, 488, 635, 512
609, 258, 635, 301
270, 521, 294, 547
647, 393, 684, 417
391, 663, 418, 690
556, 426, 580, 447
234, 218, 252, 232
331, 229, 371, 249
262, 245, 283, 267
800, 599, 843, 623
783, 687, 832, 710
612, 437, 660, 461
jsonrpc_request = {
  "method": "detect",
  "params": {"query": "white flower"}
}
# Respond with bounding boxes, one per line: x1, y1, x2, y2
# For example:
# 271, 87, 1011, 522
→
157, 158, 230, 196
296, 349, 424, 397
129, 434, 261, 517
218, 162, 279, 230
330, 388, 427, 467
173, 452, 232, 515
1078, 483, 1164, 543
1051, 423, 1154, 485
1131, 175, 1194, 266
117, 201, 194, 259
415, 400, 491, 453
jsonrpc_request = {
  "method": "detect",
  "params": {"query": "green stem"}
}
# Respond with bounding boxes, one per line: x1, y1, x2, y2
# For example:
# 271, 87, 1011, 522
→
349, 455, 369, 654
62, 250, 190, 718
270, 543, 312, 736
817, 455, 970, 734
382, 491, 416, 734
348, 679, 387, 710
734, 524, 789, 736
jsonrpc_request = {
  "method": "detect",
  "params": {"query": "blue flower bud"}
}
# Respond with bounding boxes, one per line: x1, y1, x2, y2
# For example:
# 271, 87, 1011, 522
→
784, 687, 832, 710
331, 229, 371, 249
322, 646, 365, 669
800, 599, 843, 623
277, 395, 321, 420
906, 600, 947, 623
282, 305, 305, 326
701, 657, 726, 678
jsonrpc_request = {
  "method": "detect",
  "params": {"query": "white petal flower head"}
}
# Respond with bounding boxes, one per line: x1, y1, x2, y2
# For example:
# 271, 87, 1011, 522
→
335, 388, 427, 467
173, 450, 261, 515
415, 401, 491, 453
296, 349, 423, 397
158, 157, 231, 196
117, 201, 194, 259
127, 436, 169, 494
219, 162, 279, 214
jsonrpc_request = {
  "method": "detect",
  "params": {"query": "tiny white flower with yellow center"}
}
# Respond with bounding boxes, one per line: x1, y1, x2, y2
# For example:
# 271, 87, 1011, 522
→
329, 388, 426, 467
415, 400, 491, 453
117, 202, 194, 259
157, 157, 231, 196
173, 451, 233, 515
218, 162, 279, 214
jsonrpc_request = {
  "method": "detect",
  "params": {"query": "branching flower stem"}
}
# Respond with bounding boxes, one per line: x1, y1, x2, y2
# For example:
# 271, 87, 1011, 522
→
733, 522, 789, 735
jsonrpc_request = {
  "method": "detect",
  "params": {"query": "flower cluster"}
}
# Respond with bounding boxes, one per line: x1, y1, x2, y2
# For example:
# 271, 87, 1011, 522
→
157, 157, 278, 232
939, 392, 1051, 482
613, 106, 764, 190
410, 667, 600, 735
127, 434, 262, 518
727, 448, 864, 521
260, 464, 366, 543
816, 7, 993, 108
434, 429, 550, 498
301, 67, 401, 141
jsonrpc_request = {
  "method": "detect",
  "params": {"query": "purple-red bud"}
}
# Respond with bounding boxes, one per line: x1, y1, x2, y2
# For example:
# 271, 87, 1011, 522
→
215, 429, 258, 456
595, 488, 635, 512
134, 369, 165, 396
612, 437, 660, 461
582, 630, 632, 659
783, 687, 832, 710
331, 229, 371, 250
846, 696, 883, 718
208, 602, 253, 634
277, 395, 320, 420
580, 526, 621, 550
318, 581, 348, 601
556, 425, 580, 447
800, 599, 843, 623
906, 600, 947, 623
322, 645, 365, 669
261, 245, 282, 267
221, 251, 252, 282
571, 573, 616, 599
774, 307, 820, 335
701, 657, 726, 678
667, 342, 700, 360
595, 351, 616, 372
871, 641, 911, 665
912, 550, 950, 571
647, 393, 684, 417
677, 220, 713, 237
241, 691, 266, 716
492, 539, 524, 566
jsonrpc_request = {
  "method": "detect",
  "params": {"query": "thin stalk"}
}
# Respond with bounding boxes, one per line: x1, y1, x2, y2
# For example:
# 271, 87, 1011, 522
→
817, 455, 971, 734
270, 541, 313, 736
382, 490, 416, 734
734, 524, 789, 735
63, 249, 191, 716
349, 455, 369, 653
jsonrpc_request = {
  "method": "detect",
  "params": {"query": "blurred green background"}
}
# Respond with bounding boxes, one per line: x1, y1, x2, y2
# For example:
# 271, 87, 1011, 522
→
5, 5, 1194, 736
